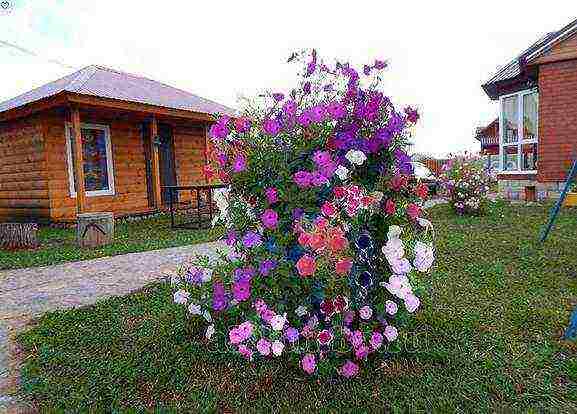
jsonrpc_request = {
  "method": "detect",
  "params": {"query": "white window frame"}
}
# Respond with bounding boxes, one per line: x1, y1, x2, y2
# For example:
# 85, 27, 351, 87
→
498, 88, 538, 174
65, 122, 115, 197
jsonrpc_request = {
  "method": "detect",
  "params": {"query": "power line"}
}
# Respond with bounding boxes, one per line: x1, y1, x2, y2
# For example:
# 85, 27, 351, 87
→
0, 39, 77, 70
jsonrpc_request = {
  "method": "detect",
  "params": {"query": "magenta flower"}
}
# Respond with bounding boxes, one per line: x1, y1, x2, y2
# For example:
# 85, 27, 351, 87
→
297, 111, 312, 128
234, 117, 251, 133
370, 331, 383, 350
265, 187, 278, 204
238, 344, 253, 361
209, 122, 229, 140
256, 338, 271, 356
312, 151, 331, 167
301, 353, 316, 374
293, 171, 312, 188
232, 279, 251, 302
263, 118, 281, 136
232, 154, 247, 173
355, 344, 369, 360
327, 101, 346, 119
340, 360, 359, 378
310, 105, 327, 123
261, 209, 279, 230
283, 100, 297, 117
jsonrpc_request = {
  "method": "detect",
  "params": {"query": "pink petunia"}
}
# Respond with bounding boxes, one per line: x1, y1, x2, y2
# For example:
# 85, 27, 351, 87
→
301, 353, 316, 374
340, 360, 359, 378
256, 338, 271, 356
261, 209, 279, 230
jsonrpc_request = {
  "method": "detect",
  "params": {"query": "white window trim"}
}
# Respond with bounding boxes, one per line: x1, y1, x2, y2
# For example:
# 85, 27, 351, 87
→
498, 88, 538, 174
65, 122, 116, 197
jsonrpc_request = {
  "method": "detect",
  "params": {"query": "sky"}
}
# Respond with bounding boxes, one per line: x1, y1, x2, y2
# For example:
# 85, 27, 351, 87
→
0, 0, 574, 156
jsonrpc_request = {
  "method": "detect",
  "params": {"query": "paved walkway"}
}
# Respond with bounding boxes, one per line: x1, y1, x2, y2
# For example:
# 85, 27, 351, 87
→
0, 241, 225, 412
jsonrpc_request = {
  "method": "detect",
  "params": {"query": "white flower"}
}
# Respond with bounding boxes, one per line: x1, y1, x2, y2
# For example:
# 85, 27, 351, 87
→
271, 340, 284, 356
345, 149, 367, 166
270, 313, 287, 331
295, 305, 308, 317
173, 289, 190, 304
387, 225, 403, 240
205, 324, 215, 340
335, 165, 349, 180
188, 302, 202, 315
359, 305, 373, 320
203, 310, 212, 323
382, 237, 405, 262
414, 241, 434, 273
382, 274, 414, 300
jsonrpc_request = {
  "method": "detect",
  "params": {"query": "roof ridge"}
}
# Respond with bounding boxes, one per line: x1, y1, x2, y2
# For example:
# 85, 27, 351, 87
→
65, 65, 99, 92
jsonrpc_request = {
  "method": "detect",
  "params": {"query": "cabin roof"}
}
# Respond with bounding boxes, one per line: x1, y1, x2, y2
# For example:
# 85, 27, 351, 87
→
0, 65, 236, 117
482, 18, 577, 98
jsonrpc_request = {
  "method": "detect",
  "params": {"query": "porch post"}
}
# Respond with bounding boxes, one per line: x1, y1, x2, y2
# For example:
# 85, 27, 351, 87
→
150, 115, 162, 209
71, 106, 86, 214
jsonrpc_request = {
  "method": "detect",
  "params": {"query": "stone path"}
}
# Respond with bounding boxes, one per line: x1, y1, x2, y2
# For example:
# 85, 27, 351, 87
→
0, 240, 225, 412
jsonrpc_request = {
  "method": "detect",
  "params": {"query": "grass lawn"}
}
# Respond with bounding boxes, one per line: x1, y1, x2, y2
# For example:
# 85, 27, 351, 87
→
15, 201, 577, 411
0, 214, 224, 271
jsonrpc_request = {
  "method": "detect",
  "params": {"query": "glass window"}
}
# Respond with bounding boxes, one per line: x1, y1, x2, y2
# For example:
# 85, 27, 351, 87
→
521, 143, 538, 171
502, 95, 518, 144
523, 92, 538, 141
499, 90, 538, 172
502, 146, 518, 171
67, 124, 114, 196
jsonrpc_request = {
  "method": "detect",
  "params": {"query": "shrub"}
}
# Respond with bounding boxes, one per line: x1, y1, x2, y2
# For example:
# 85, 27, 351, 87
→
440, 153, 493, 215
171, 51, 434, 378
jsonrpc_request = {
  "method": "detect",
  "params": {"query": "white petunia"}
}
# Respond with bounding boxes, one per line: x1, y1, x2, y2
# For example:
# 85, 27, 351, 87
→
335, 165, 349, 180
271, 340, 284, 356
205, 324, 215, 340
413, 241, 434, 273
295, 305, 308, 317
345, 149, 367, 166
203, 310, 212, 323
173, 289, 190, 305
270, 313, 287, 331
382, 237, 405, 262
188, 302, 202, 315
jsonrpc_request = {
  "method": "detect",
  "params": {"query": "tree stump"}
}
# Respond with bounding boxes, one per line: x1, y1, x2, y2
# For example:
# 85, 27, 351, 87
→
76, 212, 114, 248
0, 223, 38, 250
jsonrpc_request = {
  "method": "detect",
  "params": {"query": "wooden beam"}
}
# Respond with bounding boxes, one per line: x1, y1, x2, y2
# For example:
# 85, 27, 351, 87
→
0, 93, 68, 122
70, 107, 86, 214
150, 115, 162, 209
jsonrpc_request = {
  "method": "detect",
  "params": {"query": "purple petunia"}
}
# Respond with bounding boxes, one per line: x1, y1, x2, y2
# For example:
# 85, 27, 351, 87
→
212, 281, 228, 311
232, 154, 247, 173
209, 122, 229, 140
293, 171, 312, 188
242, 231, 262, 248
297, 111, 313, 128
265, 187, 278, 204
285, 327, 299, 343
263, 118, 281, 136
261, 209, 279, 229
283, 100, 297, 117
326, 101, 346, 120
232, 279, 251, 302
259, 259, 277, 277
272, 92, 285, 102
310, 105, 327, 123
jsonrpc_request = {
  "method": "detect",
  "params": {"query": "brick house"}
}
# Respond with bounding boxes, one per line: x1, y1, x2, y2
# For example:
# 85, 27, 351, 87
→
482, 18, 577, 199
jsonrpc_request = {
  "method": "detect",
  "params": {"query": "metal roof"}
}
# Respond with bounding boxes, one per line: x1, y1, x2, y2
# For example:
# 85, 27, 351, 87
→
0, 65, 236, 116
483, 18, 577, 92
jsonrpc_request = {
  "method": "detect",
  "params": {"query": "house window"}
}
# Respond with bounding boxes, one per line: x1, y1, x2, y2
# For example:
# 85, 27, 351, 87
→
499, 90, 538, 173
65, 123, 115, 197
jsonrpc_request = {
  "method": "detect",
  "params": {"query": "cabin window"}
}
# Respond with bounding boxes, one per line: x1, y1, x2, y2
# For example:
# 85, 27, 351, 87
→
65, 123, 115, 197
499, 90, 538, 173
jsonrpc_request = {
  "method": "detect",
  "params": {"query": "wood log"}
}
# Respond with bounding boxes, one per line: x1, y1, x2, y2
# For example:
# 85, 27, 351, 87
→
76, 212, 114, 248
0, 223, 38, 250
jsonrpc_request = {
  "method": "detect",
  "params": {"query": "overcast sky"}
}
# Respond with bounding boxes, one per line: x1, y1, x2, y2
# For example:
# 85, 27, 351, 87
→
0, 1, 574, 156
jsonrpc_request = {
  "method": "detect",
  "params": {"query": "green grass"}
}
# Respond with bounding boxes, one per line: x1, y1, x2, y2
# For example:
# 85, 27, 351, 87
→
16, 201, 577, 411
0, 214, 224, 271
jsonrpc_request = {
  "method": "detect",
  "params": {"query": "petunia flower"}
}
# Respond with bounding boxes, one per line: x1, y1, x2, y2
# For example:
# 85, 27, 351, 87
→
263, 118, 281, 136
271, 340, 284, 356
261, 209, 279, 230
256, 338, 272, 356
340, 360, 359, 378
296, 254, 316, 277
384, 325, 398, 342
301, 353, 316, 374
173, 289, 190, 304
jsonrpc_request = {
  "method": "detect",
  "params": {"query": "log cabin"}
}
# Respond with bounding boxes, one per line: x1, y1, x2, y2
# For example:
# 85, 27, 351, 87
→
481, 17, 577, 200
0, 65, 235, 222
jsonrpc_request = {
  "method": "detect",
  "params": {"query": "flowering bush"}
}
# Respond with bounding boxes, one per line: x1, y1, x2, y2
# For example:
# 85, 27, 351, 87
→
171, 51, 435, 378
440, 153, 493, 215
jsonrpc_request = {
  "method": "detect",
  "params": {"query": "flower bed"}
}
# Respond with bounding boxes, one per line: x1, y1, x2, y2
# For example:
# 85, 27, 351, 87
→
171, 51, 434, 378
440, 153, 494, 215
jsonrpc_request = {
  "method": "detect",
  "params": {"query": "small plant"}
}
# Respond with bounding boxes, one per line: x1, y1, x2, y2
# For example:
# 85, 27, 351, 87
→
440, 153, 494, 216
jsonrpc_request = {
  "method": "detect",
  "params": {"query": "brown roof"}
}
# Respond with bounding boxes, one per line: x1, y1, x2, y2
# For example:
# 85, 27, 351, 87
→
0, 65, 236, 117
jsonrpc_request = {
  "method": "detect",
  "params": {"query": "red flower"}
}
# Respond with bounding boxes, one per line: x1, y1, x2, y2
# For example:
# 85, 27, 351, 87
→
309, 233, 326, 252
296, 254, 316, 277
390, 174, 408, 191
203, 164, 215, 181
335, 258, 353, 275
320, 299, 335, 316
415, 183, 429, 200
334, 295, 349, 312
328, 235, 348, 252
298, 232, 311, 247
384, 199, 396, 215
318, 329, 334, 345
361, 196, 374, 207
334, 186, 346, 198
321, 202, 337, 218
406, 203, 421, 220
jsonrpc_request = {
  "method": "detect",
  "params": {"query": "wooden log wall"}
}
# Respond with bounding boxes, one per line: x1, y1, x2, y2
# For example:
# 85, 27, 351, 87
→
0, 114, 50, 221
173, 122, 208, 204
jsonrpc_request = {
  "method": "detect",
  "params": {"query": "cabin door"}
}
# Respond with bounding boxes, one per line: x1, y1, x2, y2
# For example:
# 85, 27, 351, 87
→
158, 123, 178, 206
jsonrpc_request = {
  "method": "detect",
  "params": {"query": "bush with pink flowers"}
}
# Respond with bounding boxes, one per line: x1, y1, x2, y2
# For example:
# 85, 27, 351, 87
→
440, 153, 494, 215
171, 51, 435, 378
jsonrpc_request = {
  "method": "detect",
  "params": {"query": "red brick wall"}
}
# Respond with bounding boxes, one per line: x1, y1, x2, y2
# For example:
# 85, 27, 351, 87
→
538, 59, 577, 182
